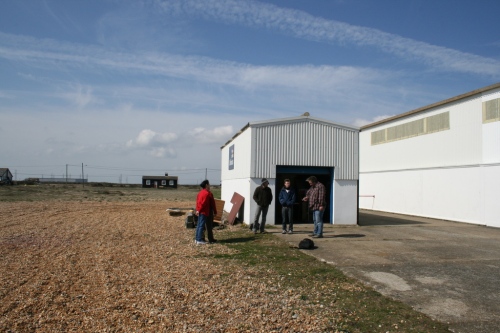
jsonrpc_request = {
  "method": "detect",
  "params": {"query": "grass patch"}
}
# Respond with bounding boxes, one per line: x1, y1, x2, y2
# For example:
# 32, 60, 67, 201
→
212, 225, 450, 333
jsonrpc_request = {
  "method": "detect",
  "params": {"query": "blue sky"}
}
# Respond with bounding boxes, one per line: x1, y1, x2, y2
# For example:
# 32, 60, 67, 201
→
1, 0, 499, 184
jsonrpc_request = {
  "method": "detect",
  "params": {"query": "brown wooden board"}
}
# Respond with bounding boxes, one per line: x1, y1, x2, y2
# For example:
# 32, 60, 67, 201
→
227, 192, 244, 225
214, 199, 225, 222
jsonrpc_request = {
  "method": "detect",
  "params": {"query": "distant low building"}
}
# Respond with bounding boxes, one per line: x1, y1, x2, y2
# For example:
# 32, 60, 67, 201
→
0, 168, 13, 185
39, 178, 87, 184
142, 174, 178, 189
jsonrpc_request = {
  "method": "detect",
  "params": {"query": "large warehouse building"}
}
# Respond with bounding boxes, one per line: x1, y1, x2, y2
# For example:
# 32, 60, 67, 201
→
220, 114, 359, 226
359, 83, 500, 228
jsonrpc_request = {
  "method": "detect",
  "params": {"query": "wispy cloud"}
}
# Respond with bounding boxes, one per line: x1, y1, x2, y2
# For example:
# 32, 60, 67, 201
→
0, 31, 392, 97
152, 0, 500, 77
61, 84, 98, 109
352, 115, 395, 128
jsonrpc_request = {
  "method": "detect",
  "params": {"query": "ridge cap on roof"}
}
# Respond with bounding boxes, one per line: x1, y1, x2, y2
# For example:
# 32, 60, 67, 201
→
249, 115, 358, 130
220, 115, 359, 149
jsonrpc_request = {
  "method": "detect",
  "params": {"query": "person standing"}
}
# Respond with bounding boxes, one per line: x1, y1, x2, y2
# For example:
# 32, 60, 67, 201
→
279, 179, 296, 234
302, 176, 326, 238
195, 180, 217, 245
252, 178, 273, 234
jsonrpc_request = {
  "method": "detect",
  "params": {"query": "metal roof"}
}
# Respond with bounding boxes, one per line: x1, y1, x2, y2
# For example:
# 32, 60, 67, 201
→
361, 82, 500, 130
221, 114, 359, 149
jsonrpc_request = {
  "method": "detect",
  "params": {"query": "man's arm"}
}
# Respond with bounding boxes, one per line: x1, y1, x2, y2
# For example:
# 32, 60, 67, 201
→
253, 187, 260, 203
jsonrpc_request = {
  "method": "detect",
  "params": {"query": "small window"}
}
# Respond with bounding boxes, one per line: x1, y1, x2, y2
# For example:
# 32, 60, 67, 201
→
483, 98, 500, 123
169, 180, 175, 186
146, 180, 150, 186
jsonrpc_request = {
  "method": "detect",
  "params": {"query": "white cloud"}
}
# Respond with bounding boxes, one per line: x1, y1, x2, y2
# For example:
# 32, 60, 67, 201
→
125, 129, 178, 158
189, 125, 234, 143
127, 129, 178, 148
152, 0, 500, 77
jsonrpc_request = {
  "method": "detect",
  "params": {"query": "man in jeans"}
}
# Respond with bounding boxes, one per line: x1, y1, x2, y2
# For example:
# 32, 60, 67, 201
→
195, 180, 217, 245
302, 176, 326, 238
279, 179, 296, 234
252, 178, 273, 234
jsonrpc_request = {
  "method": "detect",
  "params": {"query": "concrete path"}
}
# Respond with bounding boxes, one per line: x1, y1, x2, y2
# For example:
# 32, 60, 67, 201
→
273, 210, 500, 333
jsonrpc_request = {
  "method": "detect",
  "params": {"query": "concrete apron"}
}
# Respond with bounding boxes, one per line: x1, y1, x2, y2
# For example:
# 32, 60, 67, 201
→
273, 210, 500, 333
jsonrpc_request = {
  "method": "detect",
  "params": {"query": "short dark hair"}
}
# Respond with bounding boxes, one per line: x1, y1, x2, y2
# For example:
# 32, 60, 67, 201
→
284, 179, 291, 183
200, 180, 210, 188
306, 176, 317, 183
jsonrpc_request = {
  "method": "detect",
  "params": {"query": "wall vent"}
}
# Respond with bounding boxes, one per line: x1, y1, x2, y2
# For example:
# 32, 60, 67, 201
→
371, 111, 450, 145
483, 98, 500, 123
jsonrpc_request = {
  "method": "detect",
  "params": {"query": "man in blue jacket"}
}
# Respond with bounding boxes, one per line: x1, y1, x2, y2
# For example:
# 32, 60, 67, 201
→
279, 179, 296, 234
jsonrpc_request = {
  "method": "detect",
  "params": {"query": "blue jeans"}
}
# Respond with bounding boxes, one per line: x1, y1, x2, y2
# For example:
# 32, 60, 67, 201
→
196, 214, 207, 241
253, 205, 269, 232
281, 206, 293, 231
312, 209, 324, 236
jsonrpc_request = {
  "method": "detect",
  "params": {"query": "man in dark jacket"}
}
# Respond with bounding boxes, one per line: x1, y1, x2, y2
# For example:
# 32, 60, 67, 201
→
252, 178, 273, 234
279, 179, 296, 234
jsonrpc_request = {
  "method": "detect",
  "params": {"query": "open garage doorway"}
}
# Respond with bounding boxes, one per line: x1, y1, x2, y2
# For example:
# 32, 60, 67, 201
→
275, 165, 333, 225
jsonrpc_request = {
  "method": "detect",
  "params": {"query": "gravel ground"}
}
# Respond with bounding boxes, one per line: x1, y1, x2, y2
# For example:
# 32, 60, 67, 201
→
0, 199, 347, 332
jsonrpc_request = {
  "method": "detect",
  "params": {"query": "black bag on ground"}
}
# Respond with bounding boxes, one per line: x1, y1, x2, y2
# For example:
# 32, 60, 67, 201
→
299, 238, 315, 249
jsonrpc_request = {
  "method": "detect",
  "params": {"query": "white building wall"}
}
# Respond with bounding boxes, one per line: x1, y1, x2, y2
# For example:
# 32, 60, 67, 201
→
220, 129, 252, 181
360, 97, 484, 173
360, 85, 500, 228
483, 165, 500, 227
333, 180, 358, 224
360, 166, 500, 228
220, 128, 253, 217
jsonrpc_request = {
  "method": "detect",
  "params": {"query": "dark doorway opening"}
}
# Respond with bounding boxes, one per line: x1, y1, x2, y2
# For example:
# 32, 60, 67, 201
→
275, 166, 333, 225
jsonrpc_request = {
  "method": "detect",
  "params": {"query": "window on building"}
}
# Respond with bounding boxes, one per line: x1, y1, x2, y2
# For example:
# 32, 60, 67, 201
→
146, 180, 150, 185
483, 98, 500, 123
162, 180, 166, 186
371, 111, 450, 145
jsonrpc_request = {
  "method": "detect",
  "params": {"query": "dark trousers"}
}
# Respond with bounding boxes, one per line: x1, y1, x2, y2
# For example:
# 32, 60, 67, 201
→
281, 206, 293, 231
204, 212, 215, 242
253, 205, 269, 232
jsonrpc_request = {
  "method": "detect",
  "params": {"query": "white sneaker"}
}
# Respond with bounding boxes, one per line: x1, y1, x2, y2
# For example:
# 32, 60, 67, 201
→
195, 240, 207, 245
288, 230, 293, 234
282, 230, 287, 234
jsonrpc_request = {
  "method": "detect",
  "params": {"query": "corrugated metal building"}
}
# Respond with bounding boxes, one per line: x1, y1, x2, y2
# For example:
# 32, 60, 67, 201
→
359, 82, 500, 228
220, 114, 359, 226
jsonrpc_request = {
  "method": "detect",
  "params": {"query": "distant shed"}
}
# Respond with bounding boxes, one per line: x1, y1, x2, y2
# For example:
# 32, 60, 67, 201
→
0, 168, 13, 185
142, 175, 178, 188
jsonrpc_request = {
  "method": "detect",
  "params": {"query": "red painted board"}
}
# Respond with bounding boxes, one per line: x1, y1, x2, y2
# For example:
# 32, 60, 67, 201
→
227, 192, 244, 225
